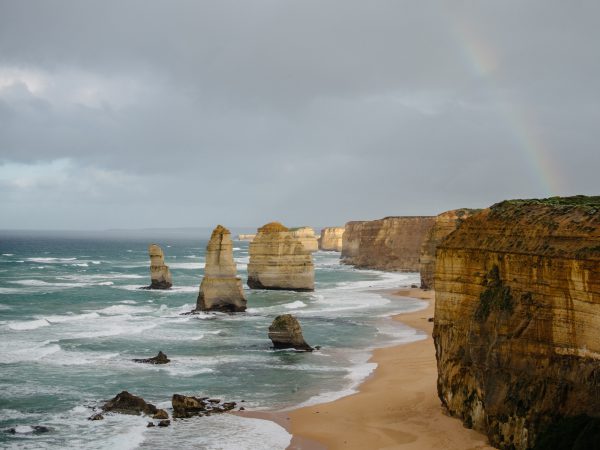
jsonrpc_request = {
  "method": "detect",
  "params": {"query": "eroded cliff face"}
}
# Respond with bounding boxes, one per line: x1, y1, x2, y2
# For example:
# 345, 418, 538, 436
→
419, 209, 481, 289
433, 196, 600, 449
341, 217, 435, 271
318, 227, 345, 251
197, 225, 246, 312
290, 227, 319, 253
247, 222, 314, 291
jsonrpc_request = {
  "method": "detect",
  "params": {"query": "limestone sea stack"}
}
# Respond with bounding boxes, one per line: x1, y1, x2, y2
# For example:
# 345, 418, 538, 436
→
237, 234, 256, 242
433, 196, 600, 449
147, 244, 172, 289
247, 222, 314, 291
268, 314, 313, 351
318, 227, 345, 251
341, 216, 435, 271
197, 225, 247, 312
419, 208, 481, 289
290, 226, 319, 253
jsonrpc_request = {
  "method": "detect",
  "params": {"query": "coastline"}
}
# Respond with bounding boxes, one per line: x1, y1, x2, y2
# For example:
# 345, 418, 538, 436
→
239, 288, 493, 449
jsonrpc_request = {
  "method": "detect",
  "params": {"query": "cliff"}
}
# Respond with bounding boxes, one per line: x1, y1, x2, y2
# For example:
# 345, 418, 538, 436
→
290, 227, 319, 253
341, 217, 435, 271
247, 222, 314, 291
433, 196, 600, 449
197, 225, 246, 312
318, 227, 345, 251
237, 234, 255, 241
147, 244, 172, 289
419, 208, 481, 289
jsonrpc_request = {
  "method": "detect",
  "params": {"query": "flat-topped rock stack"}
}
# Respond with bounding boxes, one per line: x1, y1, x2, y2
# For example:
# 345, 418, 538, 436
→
247, 222, 314, 291
290, 227, 319, 253
237, 234, 256, 242
147, 244, 172, 289
318, 227, 345, 251
419, 208, 481, 289
197, 225, 246, 312
341, 216, 435, 271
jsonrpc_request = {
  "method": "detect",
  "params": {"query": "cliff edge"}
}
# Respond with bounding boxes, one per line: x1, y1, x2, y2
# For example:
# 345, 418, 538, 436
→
341, 216, 435, 271
433, 196, 600, 449
419, 208, 481, 289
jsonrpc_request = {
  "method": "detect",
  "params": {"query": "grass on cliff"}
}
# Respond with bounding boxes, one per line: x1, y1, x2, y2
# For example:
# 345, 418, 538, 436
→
492, 195, 600, 211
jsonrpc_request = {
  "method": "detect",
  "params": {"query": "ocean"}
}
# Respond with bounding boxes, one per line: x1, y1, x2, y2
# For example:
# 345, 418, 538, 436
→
0, 233, 426, 449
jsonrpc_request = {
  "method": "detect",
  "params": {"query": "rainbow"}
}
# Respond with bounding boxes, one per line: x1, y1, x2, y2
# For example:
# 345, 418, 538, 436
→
447, 15, 564, 196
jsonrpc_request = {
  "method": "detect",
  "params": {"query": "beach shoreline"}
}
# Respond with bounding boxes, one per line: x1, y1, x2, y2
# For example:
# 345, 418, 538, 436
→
238, 287, 493, 449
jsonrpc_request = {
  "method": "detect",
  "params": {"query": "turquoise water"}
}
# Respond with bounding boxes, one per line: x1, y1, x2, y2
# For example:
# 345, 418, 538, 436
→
0, 234, 425, 449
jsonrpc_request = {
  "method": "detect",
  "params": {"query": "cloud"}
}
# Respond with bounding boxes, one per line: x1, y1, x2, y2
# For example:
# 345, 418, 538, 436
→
0, 1, 598, 229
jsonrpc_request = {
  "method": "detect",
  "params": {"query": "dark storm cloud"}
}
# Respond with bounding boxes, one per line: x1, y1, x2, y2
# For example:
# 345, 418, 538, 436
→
0, 0, 598, 229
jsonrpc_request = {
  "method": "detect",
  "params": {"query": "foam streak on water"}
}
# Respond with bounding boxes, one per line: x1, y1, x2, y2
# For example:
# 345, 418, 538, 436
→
0, 237, 424, 449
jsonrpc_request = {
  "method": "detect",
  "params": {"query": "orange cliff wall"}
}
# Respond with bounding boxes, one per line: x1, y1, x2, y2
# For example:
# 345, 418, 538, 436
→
419, 208, 481, 289
433, 196, 600, 449
341, 216, 435, 271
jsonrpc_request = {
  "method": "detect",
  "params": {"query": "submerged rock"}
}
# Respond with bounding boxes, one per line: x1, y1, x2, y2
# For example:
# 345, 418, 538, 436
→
102, 391, 158, 416
132, 351, 170, 365
196, 225, 247, 312
172, 394, 236, 419
6, 425, 50, 434
147, 244, 172, 289
268, 314, 313, 351
157, 419, 171, 427
87, 413, 104, 421
247, 222, 314, 291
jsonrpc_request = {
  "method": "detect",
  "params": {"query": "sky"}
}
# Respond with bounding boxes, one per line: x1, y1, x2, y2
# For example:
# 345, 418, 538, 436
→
0, 0, 598, 230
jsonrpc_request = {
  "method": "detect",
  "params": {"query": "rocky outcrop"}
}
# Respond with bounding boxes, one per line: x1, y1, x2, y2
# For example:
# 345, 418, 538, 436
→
172, 394, 236, 418
197, 225, 247, 312
419, 209, 481, 289
341, 217, 435, 271
290, 227, 319, 253
433, 196, 600, 449
268, 314, 313, 351
147, 244, 172, 289
132, 351, 170, 364
318, 227, 345, 251
247, 222, 314, 291
237, 234, 256, 241
102, 391, 158, 416
153, 409, 169, 420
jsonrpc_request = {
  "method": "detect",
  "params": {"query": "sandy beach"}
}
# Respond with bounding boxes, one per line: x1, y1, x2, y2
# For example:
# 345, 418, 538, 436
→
281, 288, 494, 449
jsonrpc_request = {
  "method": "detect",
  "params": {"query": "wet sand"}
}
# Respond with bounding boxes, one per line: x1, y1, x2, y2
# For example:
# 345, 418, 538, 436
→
285, 288, 493, 449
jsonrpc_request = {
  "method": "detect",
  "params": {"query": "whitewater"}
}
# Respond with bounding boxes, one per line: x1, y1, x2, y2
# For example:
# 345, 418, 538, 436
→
0, 234, 425, 449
